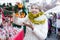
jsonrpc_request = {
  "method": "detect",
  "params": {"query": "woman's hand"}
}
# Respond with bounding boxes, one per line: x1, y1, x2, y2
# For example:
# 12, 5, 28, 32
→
23, 22, 34, 30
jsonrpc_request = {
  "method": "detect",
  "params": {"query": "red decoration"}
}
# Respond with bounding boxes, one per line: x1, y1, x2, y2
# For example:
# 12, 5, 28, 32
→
13, 29, 24, 40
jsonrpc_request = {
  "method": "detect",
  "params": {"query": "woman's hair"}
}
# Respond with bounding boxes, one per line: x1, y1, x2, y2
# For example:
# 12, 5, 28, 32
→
30, 3, 42, 11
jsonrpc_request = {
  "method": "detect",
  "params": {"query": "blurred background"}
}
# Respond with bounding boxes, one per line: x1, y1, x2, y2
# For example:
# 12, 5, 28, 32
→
0, 0, 60, 40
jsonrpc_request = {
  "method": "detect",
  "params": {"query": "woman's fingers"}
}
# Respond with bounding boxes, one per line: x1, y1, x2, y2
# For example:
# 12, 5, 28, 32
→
23, 22, 30, 26
23, 22, 34, 30
24, 23, 29, 26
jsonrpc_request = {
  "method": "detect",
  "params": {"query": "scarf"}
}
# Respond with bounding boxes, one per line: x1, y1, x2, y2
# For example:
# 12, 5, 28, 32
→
28, 12, 46, 24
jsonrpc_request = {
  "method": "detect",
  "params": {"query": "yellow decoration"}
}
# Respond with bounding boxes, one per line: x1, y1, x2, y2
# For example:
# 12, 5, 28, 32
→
28, 12, 46, 24
15, 12, 25, 18
18, 3, 23, 8
20, 12, 25, 18
15, 12, 19, 17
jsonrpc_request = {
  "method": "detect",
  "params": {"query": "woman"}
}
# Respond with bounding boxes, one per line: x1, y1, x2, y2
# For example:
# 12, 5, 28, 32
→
24, 3, 48, 40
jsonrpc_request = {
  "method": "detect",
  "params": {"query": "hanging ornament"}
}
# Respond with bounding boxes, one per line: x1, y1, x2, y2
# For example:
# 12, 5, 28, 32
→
19, 12, 26, 18
15, 12, 19, 17
17, 3, 23, 9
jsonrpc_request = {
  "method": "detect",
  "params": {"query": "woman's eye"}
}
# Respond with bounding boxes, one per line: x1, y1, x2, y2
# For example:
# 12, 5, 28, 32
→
35, 8, 38, 9
31, 7, 34, 9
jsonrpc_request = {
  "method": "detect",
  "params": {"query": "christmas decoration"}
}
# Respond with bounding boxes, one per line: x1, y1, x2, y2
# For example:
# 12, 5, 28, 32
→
0, 0, 28, 40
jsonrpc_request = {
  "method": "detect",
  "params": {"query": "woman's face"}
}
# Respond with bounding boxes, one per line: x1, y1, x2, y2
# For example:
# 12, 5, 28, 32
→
31, 5, 40, 14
